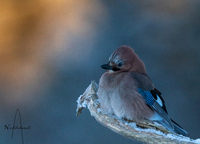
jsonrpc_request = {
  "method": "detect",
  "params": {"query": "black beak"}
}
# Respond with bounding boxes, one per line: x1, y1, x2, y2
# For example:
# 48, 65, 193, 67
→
101, 64, 120, 71
101, 64, 113, 70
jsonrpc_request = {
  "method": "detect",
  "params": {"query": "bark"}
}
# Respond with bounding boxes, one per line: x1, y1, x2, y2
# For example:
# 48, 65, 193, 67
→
76, 81, 200, 144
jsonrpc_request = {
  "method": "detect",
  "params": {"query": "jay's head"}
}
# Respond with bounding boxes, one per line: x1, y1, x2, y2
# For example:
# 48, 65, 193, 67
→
101, 46, 146, 74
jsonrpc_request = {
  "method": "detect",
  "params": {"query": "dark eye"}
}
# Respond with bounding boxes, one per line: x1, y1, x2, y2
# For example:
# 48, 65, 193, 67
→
118, 62, 123, 67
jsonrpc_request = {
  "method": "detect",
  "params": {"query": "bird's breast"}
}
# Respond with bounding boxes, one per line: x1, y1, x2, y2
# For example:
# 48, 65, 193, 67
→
98, 72, 154, 120
98, 72, 138, 99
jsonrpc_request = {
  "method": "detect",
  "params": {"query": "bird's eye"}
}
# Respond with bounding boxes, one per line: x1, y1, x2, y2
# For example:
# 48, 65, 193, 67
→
118, 62, 123, 67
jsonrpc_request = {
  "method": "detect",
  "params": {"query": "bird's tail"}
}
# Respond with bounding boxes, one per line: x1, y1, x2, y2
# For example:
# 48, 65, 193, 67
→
171, 119, 189, 137
155, 119, 189, 137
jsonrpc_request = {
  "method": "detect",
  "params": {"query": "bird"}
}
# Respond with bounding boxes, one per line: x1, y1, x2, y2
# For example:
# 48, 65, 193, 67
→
97, 45, 188, 136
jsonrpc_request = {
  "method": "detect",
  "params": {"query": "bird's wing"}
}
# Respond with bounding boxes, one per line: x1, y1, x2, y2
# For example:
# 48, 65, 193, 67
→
143, 88, 188, 136
138, 88, 174, 129
150, 88, 168, 114
131, 72, 173, 129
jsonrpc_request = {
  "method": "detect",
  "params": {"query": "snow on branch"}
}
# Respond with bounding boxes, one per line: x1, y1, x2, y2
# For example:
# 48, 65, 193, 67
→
76, 81, 200, 144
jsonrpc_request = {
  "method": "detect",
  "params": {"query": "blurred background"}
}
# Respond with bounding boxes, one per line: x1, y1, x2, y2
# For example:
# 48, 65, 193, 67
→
0, 0, 200, 144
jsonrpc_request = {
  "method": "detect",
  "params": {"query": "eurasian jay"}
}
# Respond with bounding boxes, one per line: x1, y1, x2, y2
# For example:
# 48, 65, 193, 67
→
98, 46, 188, 136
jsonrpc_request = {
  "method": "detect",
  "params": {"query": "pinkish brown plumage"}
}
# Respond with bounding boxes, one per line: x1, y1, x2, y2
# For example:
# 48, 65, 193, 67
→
108, 46, 146, 74
98, 46, 188, 136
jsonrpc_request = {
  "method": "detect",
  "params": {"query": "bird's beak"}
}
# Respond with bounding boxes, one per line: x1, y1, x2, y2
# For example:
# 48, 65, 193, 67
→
101, 64, 113, 70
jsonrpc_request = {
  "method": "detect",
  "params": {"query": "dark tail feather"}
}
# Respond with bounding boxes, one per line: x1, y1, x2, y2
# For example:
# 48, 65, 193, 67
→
171, 119, 189, 137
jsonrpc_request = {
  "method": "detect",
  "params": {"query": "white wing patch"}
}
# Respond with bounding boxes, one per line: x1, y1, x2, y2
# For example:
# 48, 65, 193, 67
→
155, 94, 163, 107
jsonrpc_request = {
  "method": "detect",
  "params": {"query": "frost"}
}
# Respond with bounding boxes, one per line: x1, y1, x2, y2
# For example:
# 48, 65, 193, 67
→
76, 81, 200, 144
194, 139, 200, 144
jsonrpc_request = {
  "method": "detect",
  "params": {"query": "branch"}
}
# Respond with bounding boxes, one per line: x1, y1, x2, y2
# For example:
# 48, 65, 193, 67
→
76, 81, 200, 144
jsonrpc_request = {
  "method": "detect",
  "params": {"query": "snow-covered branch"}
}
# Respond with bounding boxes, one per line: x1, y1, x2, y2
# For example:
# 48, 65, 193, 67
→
76, 81, 200, 144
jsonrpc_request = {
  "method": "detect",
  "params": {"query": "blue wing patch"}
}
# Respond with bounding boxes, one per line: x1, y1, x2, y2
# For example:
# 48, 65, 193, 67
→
138, 88, 167, 113
138, 88, 154, 105
138, 88, 174, 129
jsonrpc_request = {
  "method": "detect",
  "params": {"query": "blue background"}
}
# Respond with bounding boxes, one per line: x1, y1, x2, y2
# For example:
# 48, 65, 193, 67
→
0, 0, 200, 144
